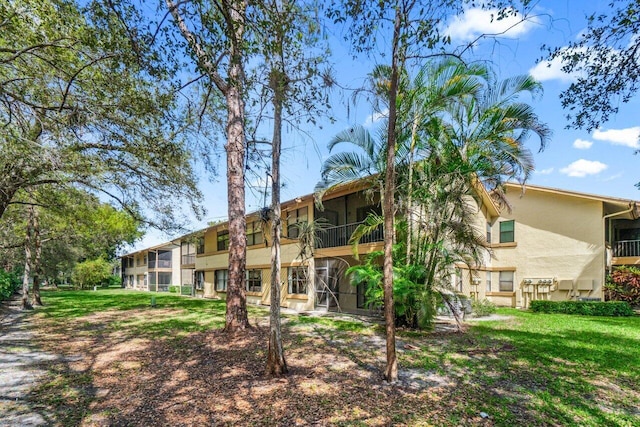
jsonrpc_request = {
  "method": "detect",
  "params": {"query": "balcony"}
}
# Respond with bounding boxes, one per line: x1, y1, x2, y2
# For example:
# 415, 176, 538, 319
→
182, 254, 196, 265
315, 222, 383, 249
148, 259, 172, 269
613, 240, 640, 257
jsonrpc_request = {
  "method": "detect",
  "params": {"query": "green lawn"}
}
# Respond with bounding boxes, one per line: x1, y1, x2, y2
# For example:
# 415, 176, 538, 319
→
25, 288, 640, 426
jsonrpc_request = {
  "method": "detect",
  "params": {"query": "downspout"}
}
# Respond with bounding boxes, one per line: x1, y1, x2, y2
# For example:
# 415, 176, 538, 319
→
602, 202, 637, 300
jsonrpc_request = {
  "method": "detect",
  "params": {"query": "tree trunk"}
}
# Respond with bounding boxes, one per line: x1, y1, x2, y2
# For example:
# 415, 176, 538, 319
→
0, 184, 18, 222
224, 0, 250, 331
31, 206, 43, 306
21, 205, 34, 310
381, 5, 402, 383
266, 70, 287, 375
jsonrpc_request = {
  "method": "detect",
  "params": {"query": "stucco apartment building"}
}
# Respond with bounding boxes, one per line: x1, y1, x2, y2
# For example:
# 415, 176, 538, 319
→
120, 182, 640, 312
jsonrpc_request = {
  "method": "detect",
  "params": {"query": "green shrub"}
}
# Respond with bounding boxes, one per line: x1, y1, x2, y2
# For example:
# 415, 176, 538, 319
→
472, 298, 497, 317
530, 300, 634, 316
0, 270, 21, 301
169, 285, 179, 293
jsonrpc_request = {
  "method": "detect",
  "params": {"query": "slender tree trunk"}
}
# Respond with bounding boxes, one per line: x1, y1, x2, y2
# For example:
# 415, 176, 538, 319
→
31, 207, 43, 306
224, 0, 250, 331
266, 70, 287, 375
381, 5, 402, 383
0, 184, 18, 222
406, 113, 419, 265
21, 205, 34, 310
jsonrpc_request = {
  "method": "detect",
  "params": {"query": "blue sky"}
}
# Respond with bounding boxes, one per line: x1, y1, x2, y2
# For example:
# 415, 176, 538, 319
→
132, 1, 640, 250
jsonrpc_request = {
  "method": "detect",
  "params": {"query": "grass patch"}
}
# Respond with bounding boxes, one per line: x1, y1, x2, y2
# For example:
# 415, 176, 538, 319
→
24, 289, 640, 426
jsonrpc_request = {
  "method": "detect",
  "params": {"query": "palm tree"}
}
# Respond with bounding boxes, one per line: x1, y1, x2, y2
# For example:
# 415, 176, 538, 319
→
403, 66, 550, 325
440, 71, 551, 205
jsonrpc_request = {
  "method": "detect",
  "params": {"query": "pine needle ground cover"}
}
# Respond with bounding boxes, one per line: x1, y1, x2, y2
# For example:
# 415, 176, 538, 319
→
21, 289, 640, 426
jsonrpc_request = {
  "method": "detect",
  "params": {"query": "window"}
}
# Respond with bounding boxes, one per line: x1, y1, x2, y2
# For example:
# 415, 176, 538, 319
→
499, 220, 515, 243
486, 271, 492, 292
158, 272, 172, 292
486, 222, 492, 243
288, 266, 308, 295
499, 271, 514, 292
356, 204, 382, 222
287, 207, 308, 238
217, 230, 229, 251
215, 269, 228, 292
246, 269, 262, 292
196, 237, 205, 255
127, 258, 134, 268
455, 269, 463, 292
246, 221, 264, 246
194, 271, 204, 290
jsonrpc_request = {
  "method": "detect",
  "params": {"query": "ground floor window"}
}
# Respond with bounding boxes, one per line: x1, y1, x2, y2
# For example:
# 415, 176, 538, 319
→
157, 272, 172, 292
215, 269, 228, 292
288, 266, 308, 295
246, 269, 262, 292
499, 271, 514, 292
194, 271, 204, 290
486, 271, 492, 292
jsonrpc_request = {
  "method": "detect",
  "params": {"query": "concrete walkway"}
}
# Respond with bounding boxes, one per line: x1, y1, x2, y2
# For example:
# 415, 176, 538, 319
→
0, 294, 56, 426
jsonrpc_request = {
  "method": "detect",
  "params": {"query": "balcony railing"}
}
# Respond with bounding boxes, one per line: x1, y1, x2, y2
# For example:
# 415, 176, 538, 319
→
148, 260, 172, 269
613, 240, 640, 257
315, 222, 383, 249
182, 254, 196, 265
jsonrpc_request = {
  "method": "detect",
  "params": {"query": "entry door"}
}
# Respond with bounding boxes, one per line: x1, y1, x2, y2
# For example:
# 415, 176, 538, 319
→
315, 267, 339, 309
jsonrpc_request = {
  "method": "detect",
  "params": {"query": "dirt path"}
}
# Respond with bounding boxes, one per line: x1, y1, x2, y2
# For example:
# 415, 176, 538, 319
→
0, 294, 57, 426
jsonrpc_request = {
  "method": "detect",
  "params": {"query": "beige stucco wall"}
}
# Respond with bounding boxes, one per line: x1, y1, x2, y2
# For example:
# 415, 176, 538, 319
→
491, 187, 605, 307
195, 234, 315, 310
171, 246, 181, 286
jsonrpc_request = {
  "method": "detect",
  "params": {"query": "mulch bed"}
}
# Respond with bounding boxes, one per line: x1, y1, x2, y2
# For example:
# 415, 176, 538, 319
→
29, 309, 489, 426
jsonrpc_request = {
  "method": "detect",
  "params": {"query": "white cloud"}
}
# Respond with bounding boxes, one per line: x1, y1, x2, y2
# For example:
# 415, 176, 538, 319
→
445, 8, 540, 43
572, 138, 593, 149
603, 172, 623, 182
560, 159, 608, 177
592, 127, 640, 149
535, 167, 554, 175
363, 109, 388, 128
529, 54, 576, 83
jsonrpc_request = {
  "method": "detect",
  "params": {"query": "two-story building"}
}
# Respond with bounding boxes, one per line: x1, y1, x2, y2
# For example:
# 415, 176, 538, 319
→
120, 182, 640, 311
121, 242, 181, 293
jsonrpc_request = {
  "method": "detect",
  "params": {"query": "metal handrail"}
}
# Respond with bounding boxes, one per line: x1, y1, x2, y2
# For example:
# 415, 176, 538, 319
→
613, 239, 640, 257
315, 221, 383, 248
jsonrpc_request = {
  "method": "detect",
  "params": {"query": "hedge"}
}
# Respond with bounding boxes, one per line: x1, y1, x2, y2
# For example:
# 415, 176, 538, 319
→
530, 300, 634, 317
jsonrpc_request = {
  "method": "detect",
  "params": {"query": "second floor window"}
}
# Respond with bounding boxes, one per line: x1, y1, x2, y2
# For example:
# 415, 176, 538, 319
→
486, 222, 492, 243
246, 221, 264, 246
287, 207, 308, 239
499, 220, 515, 243
217, 230, 229, 251
196, 237, 205, 255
